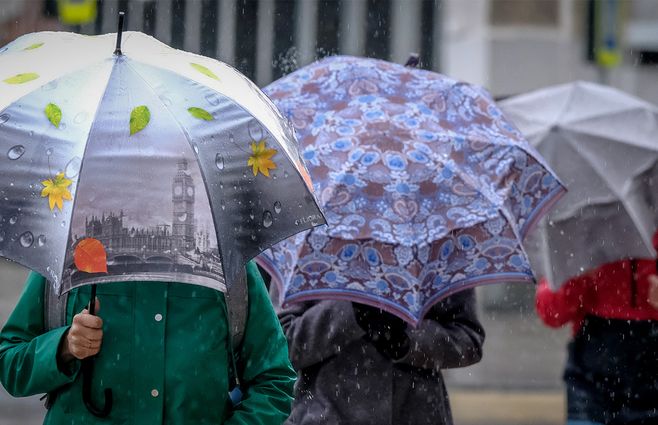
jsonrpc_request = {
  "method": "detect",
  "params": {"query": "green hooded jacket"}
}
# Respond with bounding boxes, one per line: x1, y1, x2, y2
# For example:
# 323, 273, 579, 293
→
0, 261, 296, 424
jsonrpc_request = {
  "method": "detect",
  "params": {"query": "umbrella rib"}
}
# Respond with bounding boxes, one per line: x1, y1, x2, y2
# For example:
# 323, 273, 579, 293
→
561, 132, 655, 255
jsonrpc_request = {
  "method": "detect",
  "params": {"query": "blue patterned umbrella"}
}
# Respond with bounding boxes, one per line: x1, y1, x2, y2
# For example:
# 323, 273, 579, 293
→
257, 56, 565, 325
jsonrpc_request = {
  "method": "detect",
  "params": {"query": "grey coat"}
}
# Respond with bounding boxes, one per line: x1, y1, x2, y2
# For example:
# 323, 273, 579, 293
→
270, 287, 485, 425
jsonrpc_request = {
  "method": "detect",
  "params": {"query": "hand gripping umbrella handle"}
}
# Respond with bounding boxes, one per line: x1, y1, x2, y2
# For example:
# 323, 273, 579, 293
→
82, 284, 113, 417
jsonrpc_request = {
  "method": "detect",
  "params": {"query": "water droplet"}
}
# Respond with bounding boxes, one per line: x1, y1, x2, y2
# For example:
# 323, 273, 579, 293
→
242, 171, 247, 178
298, 203, 303, 208
284, 170, 290, 178
9, 182, 13, 186
262, 211, 273, 228
61, 220, 66, 227
215, 154, 224, 170
0, 231, 4, 242
9, 216, 18, 225
65, 156, 82, 178
177, 213, 187, 222
0, 113, 10, 125
74, 112, 88, 124
7, 145, 25, 160
249, 213, 255, 220
274, 201, 282, 214
251, 234, 257, 241
37, 234, 46, 246
46, 148, 53, 156
220, 201, 226, 210
205, 93, 220, 106
41, 81, 57, 91
60, 123, 67, 130
129, 228, 136, 237
52, 212, 57, 218
19, 231, 34, 248
193, 144, 199, 154
29, 130, 34, 137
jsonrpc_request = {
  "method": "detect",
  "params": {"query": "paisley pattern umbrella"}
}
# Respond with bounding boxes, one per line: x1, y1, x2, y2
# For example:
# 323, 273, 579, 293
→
257, 56, 565, 325
0, 30, 323, 295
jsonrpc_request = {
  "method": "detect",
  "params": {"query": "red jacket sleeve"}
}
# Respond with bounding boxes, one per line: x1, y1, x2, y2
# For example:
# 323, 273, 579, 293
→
535, 276, 589, 328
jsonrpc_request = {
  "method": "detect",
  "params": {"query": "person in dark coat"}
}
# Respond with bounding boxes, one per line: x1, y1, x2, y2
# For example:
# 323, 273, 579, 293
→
536, 238, 658, 425
270, 284, 485, 425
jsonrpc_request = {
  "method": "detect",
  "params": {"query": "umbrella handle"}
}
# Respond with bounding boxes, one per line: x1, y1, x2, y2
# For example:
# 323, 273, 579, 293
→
82, 359, 113, 417
81, 284, 113, 417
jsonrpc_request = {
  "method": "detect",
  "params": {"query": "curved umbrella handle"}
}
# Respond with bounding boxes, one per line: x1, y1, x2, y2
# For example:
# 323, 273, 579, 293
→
81, 284, 113, 417
82, 359, 113, 417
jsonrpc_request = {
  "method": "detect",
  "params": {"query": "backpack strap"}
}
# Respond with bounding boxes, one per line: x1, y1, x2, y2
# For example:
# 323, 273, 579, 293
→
224, 269, 249, 405
42, 279, 68, 410
43, 279, 68, 332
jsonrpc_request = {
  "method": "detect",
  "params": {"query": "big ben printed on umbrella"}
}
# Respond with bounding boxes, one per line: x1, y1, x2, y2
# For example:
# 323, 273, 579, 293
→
0, 30, 323, 295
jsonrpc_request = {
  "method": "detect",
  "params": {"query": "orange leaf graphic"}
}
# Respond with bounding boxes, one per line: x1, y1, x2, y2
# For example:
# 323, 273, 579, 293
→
74, 238, 108, 274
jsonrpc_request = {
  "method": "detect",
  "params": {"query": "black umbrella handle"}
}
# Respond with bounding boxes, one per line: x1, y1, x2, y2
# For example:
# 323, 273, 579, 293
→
82, 285, 113, 418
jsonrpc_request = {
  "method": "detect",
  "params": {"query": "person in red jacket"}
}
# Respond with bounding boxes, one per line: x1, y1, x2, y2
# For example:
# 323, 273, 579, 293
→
536, 241, 658, 425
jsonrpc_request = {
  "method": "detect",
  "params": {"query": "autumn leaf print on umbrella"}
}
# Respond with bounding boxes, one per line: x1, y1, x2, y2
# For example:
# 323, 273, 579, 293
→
0, 28, 324, 297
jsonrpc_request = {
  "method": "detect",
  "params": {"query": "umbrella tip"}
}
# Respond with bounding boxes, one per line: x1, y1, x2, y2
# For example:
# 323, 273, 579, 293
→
114, 11, 125, 56
404, 53, 420, 68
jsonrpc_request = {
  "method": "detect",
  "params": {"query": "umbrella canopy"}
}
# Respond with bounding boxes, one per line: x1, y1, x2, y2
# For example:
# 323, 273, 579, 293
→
0, 31, 323, 295
500, 81, 658, 288
257, 55, 565, 325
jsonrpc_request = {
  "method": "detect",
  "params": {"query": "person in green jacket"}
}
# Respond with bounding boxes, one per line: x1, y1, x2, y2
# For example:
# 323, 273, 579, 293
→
0, 261, 296, 424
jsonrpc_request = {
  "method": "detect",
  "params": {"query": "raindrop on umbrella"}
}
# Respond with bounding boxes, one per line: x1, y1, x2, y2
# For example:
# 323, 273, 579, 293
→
65, 156, 82, 178
37, 234, 46, 247
205, 93, 220, 106
0, 113, 9, 125
262, 211, 273, 228
74, 112, 88, 124
178, 213, 187, 221
7, 145, 25, 160
41, 81, 57, 91
274, 201, 282, 214
215, 154, 224, 170
9, 216, 18, 225
46, 148, 53, 156
0, 230, 4, 243
19, 231, 34, 248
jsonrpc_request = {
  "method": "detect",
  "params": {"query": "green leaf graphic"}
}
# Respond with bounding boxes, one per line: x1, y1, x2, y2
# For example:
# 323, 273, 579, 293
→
190, 63, 220, 81
129, 106, 150, 135
3, 73, 39, 84
23, 43, 44, 51
187, 107, 214, 121
45, 103, 62, 128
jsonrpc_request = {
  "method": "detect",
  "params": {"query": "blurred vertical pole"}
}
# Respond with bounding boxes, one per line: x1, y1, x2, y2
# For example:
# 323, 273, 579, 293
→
340, 0, 366, 56
127, 0, 145, 32
155, 0, 173, 44
429, 0, 442, 71
184, 0, 202, 53
296, 0, 318, 66
101, 0, 119, 34
218, 0, 236, 65
390, 0, 421, 64
256, 0, 275, 86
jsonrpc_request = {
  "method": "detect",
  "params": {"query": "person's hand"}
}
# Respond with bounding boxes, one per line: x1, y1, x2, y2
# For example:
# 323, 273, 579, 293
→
648, 275, 658, 310
353, 303, 409, 360
58, 298, 103, 365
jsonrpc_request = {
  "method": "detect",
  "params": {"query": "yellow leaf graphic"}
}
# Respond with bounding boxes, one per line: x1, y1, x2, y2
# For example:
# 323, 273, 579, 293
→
130, 105, 150, 135
23, 43, 44, 51
41, 172, 73, 211
45, 103, 62, 128
190, 63, 220, 81
247, 140, 277, 177
4, 73, 39, 84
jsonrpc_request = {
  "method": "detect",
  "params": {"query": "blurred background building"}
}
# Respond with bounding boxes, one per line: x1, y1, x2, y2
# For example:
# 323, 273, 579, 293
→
1, 1, 656, 424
